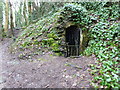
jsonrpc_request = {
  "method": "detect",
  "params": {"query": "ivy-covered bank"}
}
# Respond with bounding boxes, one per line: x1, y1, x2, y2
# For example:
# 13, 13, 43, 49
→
13, 2, 120, 88
13, 3, 91, 56
83, 2, 120, 88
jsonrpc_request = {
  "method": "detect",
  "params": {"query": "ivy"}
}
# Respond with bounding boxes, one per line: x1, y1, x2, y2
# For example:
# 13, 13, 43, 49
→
13, 13, 62, 56
61, 3, 91, 26
13, 2, 120, 88
82, 2, 120, 88
84, 22, 120, 88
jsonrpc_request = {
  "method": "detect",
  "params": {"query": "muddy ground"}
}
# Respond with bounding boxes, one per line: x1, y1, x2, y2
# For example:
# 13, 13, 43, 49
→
0, 38, 96, 88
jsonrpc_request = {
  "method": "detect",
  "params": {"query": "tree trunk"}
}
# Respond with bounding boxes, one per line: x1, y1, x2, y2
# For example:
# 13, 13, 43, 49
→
4, 0, 9, 35
28, 2, 32, 24
9, 1, 14, 37
0, 2, 3, 41
0, 24, 3, 41
23, 0, 28, 25
32, 2, 39, 20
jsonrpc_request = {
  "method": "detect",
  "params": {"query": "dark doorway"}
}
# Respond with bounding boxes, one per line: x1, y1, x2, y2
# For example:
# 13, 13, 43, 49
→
65, 25, 80, 57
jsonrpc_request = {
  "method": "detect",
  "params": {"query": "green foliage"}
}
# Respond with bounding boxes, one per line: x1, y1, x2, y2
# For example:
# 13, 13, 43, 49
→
83, 2, 120, 88
80, 2, 107, 11
13, 12, 62, 56
13, 2, 120, 88
94, 5, 120, 21
60, 3, 91, 26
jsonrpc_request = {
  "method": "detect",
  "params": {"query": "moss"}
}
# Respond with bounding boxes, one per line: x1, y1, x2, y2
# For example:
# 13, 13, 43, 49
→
12, 2, 120, 88
13, 3, 91, 57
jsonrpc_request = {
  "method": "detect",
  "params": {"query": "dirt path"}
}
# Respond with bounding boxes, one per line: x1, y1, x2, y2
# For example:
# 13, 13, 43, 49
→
0, 38, 96, 88
0, 40, 3, 89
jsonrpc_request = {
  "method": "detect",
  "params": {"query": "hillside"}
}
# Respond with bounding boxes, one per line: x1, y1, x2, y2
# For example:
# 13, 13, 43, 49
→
12, 2, 120, 88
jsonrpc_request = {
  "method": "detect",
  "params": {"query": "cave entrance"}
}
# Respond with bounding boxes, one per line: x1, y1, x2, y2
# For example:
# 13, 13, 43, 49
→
65, 25, 80, 57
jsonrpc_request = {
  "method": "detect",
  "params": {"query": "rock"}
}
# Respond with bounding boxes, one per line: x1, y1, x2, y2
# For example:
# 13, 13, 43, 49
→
72, 82, 77, 87
14, 74, 23, 81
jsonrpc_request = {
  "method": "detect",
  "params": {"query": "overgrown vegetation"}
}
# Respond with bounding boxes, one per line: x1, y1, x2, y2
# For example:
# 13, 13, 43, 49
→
13, 12, 62, 56
60, 3, 91, 26
13, 3, 91, 56
85, 22, 120, 88
83, 2, 120, 88
13, 2, 120, 88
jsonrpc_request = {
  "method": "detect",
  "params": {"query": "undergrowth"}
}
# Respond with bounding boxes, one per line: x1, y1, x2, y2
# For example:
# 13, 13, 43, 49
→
13, 2, 120, 88
84, 22, 120, 88
83, 2, 120, 88
13, 11, 62, 57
